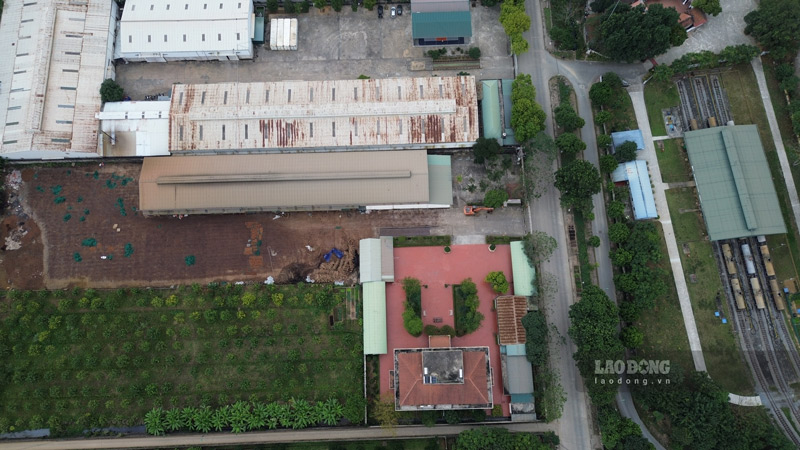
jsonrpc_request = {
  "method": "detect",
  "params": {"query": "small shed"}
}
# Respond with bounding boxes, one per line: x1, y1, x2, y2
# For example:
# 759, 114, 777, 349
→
611, 161, 658, 220
362, 282, 387, 355
611, 130, 645, 152
510, 241, 536, 296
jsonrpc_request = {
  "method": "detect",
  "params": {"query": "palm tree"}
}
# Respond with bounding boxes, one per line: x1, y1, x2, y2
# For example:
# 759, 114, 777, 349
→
144, 408, 165, 436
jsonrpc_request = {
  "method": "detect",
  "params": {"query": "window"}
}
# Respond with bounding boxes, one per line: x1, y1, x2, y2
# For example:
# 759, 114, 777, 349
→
183, 34, 187, 42
355, 122, 358, 136
218, 33, 222, 41
204, 3, 207, 9
166, 4, 170, 9
179, 92, 184, 104
185, 3, 189, 9
439, 85, 443, 97
287, 89, 292, 102
332, 122, 336, 137
398, 120, 402, 135
164, 35, 168, 42
246, 89, 250, 104
238, 2, 242, 7
309, 123, 314, 137
377, 120, 380, 135
223, 91, 228, 105
201, 91, 206, 105
354, 87, 358, 100
150, 4, 154, 10
128, 35, 132, 43
398, 86, 402, 99
202, 34, 205, 41
199, 125, 204, 140
244, 124, 248, 139
147, 35, 151, 43
309, 88, 313, 102
131, 4, 135, 10
220, 2, 223, 8
179, 125, 184, 141
236, 33, 240, 41
266, 90, 270, 102
222, 125, 226, 140
332, 88, 335, 101
419, 85, 424, 98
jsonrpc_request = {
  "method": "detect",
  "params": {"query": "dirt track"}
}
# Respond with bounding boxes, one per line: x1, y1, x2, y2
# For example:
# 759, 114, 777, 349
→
0, 162, 443, 289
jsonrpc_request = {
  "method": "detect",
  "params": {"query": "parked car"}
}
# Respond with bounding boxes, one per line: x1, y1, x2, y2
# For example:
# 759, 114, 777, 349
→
378, 4, 383, 18
397, 4, 403, 15
391, 6, 396, 17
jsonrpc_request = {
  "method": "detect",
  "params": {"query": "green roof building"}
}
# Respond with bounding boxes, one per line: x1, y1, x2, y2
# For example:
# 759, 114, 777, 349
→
684, 125, 786, 241
362, 282, 388, 355
481, 80, 517, 146
510, 241, 536, 296
410, 0, 471, 45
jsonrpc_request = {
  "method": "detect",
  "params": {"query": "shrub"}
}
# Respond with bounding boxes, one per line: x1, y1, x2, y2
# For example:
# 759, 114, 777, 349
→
285, 0, 297, 13
331, 0, 343, 11
587, 236, 601, 247
468, 47, 481, 59
423, 324, 457, 336
483, 189, 509, 208
594, 110, 612, 126
599, 154, 619, 174
485, 271, 510, 294
363, 0, 375, 9
454, 279, 484, 336
267, 0, 279, 12
554, 104, 585, 131
100, 79, 124, 103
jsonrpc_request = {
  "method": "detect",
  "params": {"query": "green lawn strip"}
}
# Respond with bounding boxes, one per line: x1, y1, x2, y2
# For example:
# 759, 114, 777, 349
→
643, 80, 680, 137
631, 223, 693, 444
0, 285, 363, 436
654, 138, 691, 183
608, 91, 637, 132
573, 212, 592, 285
393, 235, 451, 248
544, 7, 552, 34
665, 189, 754, 395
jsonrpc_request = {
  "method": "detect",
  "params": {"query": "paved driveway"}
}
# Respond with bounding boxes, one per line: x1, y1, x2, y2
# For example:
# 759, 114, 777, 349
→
115, 7, 513, 99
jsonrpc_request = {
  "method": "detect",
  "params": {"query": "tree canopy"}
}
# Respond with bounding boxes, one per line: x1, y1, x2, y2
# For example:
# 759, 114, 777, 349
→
484, 189, 509, 208
744, 0, 800, 60
455, 427, 554, 450
554, 104, 585, 132
555, 132, 587, 155
511, 74, 547, 142
522, 231, 558, 267
472, 137, 501, 164
521, 311, 548, 366
500, 1, 531, 55
554, 160, 602, 214
599, 4, 687, 62
100, 79, 124, 103
693, 0, 722, 16
614, 140, 638, 162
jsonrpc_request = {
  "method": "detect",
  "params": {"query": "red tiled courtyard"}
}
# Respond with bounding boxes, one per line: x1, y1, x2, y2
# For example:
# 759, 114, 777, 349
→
379, 244, 515, 415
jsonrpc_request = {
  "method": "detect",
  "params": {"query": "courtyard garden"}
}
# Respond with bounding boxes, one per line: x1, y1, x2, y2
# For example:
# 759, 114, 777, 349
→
0, 283, 365, 436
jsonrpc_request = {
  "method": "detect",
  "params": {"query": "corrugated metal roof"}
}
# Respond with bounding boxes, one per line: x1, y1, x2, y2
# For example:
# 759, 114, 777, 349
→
410, 0, 470, 13
685, 125, 786, 240
611, 129, 645, 151
359, 239, 383, 284
363, 282, 388, 355
427, 155, 453, 206
500, 79, 517, 145
481, 80, 502, 142
119, 0, 253, 58
0, 0, 114, 158
97, 101, 171, 157
139, 150, 430, 215
505, 355, 534, 394
611, 161, 658, 220
510, 241, 536, 296
168, 76, 478, 152
412, 11, 472, 39
380, 236, 395, 282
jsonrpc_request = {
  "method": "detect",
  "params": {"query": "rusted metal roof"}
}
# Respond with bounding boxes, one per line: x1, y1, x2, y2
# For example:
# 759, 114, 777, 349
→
168, 76, 479, 152
138, 151, 430, 215
0, 0, 115, 158
495, 295, 528, 346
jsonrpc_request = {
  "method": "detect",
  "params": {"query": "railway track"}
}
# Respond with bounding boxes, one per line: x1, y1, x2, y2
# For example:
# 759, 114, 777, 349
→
709, 75, 731, 125
721, 238, 800, 445
693, 76, 715, 125
675, 79, 698, 126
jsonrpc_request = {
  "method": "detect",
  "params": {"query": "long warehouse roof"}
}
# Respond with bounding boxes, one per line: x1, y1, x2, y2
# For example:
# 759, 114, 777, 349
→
0, 0, 115, 158
168, 76, 479, 152
138, 151, 431, 215
119, 0, 252, 55
685, 125, 786, 240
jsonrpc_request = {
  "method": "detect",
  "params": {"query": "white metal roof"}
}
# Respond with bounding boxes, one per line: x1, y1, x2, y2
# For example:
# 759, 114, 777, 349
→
96, 101, 171, 157
120, 0, 253, 55
168, 76, 479, 151
0, 0, 116, 158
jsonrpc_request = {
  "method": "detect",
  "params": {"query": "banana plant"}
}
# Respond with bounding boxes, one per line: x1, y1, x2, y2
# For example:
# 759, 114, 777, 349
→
144, 407, 165, 436
164, 408, 183, 431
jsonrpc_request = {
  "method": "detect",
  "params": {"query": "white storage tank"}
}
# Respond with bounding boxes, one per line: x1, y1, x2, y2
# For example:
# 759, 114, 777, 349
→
269, 18, 278, 50
289, 18, 298, 51
282, 19, 290, 51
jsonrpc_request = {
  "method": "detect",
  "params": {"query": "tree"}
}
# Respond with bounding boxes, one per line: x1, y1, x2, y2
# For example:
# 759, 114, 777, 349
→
511, 74, 547, 142
331, 0, 343, 11
484, 189, 509, 208
600, 4, 686, 62
607, 200, 625, 219
537, 367, 566, 422
499, 1, 531, 36
608, 222, 630, 243
313, 0, 326, 9
620, 326, 644, 348
719, 44, 760, 65
468, 47, 481, 59
522, 231, 558, 266
615, 140, 638, 162
485, 271, 510, 294
599, 154, 619, 174
554, 104, 585, 132
267, 0, 280, 12
744, 0, 800, 59
363, 0, 375, 9
589, 82, 614, 107
555, 132, 587, 155
144, 408, 166, 435
554, 160, 602, 214
472, 137, 501, 164
300, 0, 311, 12
523, 132, 558, 200
285, 0, 297, 13
597, 134, 613, 149
569, 285, 624, 405
455, 427, 550, 450
594, 110, 612, 126
372, 395, 399, 430
587, 235, 601, 247
510, 33, 530, 55
100, 79, 124, 103
521, 311, 548, 366
652, 64, 675, 83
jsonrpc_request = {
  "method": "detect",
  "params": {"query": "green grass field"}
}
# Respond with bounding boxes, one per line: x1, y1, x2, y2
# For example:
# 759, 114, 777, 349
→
665, 188, 754, 395
654, 138, 691, 183
643, 80, 680, 137
0, 284, 363, 436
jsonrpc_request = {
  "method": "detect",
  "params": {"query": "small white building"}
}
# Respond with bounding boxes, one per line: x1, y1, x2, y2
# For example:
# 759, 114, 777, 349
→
118, 0, 254, 62
0, 0, 117, 160
95, 101, 171, 157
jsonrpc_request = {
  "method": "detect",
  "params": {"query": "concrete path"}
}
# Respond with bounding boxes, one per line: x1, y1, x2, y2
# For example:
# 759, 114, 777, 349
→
751, 57, 800, 233
616, 385, 667, 450
729, 393, 764, 406
652, 135, 672, 141
628, 88, 708, 372
0, 422, 556, 450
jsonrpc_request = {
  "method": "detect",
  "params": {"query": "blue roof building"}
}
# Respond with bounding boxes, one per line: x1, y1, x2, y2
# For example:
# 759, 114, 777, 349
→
611, 160, 658, 220
611, 130, 645, 152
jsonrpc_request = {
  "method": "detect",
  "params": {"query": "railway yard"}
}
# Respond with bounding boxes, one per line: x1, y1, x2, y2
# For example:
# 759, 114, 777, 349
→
675, 72, 733, 130
716, 237, 800, 445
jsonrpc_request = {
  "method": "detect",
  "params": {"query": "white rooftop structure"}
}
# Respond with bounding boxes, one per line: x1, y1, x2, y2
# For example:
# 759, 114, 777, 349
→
168, 76, 479, 153
96, 101, 171, 157
0, 0, 117, 159
118, 0, 254, 62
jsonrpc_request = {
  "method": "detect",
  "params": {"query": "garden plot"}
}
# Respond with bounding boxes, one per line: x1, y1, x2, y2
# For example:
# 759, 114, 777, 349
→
0, 284, 364, 436
3, 162, 443, 289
